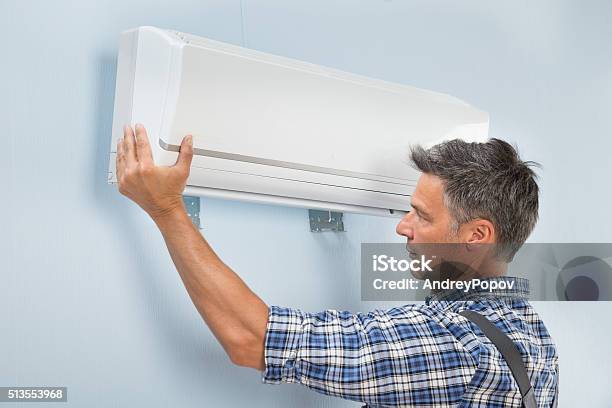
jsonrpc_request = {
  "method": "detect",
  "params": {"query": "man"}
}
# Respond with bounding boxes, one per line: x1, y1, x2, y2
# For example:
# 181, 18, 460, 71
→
116, 124, 559, 407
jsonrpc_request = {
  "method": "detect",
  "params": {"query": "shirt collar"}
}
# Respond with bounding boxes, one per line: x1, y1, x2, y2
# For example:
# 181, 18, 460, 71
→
424, 276, 530, 305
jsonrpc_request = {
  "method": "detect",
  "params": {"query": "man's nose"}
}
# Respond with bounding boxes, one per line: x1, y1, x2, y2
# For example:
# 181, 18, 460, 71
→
395, 212, 414, 239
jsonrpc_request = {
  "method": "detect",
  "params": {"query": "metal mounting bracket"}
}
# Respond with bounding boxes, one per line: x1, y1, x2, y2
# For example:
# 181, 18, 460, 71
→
309, 209, 345, 232
183, 195, 201, 229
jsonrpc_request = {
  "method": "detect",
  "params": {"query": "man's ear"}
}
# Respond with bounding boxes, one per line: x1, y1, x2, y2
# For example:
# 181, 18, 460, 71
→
465, 219, 496, 244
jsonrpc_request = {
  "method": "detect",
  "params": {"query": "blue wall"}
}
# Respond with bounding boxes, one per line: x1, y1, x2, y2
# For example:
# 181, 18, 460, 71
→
2, 0, 612, 406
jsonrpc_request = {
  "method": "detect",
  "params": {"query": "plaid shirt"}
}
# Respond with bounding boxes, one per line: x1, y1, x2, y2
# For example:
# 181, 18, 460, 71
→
262, 277, 559, 407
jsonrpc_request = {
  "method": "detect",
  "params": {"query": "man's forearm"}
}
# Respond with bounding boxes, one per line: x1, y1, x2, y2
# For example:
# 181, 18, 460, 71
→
115, 125, 267, 370
153, 205, 268, 370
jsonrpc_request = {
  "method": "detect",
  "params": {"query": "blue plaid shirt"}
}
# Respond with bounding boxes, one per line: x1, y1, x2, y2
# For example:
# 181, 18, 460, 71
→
262, 277, 559, 407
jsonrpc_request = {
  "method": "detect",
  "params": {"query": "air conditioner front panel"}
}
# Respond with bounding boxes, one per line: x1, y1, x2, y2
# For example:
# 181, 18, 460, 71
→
161, 40, 488, 190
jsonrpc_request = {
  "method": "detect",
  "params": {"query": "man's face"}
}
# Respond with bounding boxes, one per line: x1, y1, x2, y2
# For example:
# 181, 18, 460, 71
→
395, 173, 455, 245
395, 173, 497, 279
395, 173, 464, 279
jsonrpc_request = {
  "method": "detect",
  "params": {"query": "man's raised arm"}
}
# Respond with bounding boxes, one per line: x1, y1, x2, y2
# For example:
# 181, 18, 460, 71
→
115, 123, 268, 370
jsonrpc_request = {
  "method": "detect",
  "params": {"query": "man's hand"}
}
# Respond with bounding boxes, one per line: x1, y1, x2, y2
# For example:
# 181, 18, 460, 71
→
116, 123, 193, 220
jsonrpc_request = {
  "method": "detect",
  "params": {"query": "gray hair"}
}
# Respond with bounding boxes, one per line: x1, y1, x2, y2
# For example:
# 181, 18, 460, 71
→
409, 138, 541, 262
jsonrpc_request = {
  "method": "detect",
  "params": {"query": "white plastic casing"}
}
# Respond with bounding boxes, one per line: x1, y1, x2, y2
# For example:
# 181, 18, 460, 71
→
109, 26, 489, 217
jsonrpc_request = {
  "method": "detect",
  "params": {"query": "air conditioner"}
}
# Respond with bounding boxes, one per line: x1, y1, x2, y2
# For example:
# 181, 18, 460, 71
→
108, 26, 489, 217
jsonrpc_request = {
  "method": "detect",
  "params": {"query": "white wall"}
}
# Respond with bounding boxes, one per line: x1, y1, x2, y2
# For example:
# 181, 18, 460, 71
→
2, 0, 611, 406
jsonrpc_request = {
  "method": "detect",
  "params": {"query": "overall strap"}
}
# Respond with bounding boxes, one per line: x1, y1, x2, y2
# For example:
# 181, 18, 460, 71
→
459, 310, 538, 408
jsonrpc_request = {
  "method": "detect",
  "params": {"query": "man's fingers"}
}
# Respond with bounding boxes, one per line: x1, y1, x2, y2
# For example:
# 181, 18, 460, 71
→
134, 123, 153, 166
116, 137, 125, 179
174, 135, 194, 173
123, 124, 137, 166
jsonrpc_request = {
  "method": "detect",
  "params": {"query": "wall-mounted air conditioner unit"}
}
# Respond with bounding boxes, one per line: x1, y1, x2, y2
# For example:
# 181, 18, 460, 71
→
108, 26, 489, 217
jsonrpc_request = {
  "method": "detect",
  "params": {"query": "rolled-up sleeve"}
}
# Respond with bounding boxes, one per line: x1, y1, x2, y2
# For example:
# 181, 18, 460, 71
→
262, 305, 478, 406
261, 306, 305, 383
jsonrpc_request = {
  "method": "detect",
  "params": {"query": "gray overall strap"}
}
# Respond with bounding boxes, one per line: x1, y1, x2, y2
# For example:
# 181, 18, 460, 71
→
459, 310, 538, 408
